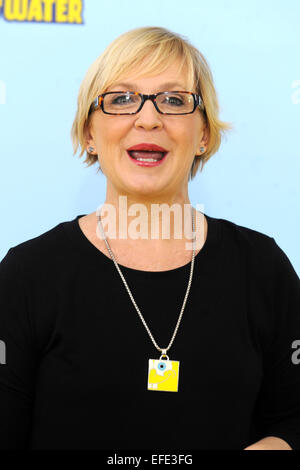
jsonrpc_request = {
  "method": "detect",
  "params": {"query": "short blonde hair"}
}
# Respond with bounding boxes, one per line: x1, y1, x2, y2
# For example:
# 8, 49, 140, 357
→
71, 26, 232, 180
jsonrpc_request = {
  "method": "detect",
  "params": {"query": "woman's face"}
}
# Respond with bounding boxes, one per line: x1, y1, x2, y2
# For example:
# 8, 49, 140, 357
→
86, 60, 208, 198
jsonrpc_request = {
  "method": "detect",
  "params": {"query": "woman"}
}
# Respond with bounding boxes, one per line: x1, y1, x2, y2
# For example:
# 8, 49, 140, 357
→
0, 26, 300, 450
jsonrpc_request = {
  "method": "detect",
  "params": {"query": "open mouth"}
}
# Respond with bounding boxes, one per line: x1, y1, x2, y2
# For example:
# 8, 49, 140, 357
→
127, 150, 167, 162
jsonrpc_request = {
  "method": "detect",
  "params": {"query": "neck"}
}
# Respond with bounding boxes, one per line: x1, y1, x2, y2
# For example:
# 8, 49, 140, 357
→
96, 186, 203, 249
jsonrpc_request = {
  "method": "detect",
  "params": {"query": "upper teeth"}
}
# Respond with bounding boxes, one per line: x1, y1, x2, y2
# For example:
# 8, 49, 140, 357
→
136, 158, 159, 162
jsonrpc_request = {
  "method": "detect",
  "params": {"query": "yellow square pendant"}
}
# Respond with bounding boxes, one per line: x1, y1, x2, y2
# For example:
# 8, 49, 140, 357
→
147, 358, 180, 392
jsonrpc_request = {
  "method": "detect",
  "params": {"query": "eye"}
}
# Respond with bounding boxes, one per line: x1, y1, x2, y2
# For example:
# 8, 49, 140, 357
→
157, 361, 167, 371
164, 95, 184, 106
111, 93, 134, 105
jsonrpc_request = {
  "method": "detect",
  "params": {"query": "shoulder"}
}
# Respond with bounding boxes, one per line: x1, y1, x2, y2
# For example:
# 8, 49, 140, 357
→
0, 216, 77, 273
207, 213, 276, 252
206, 213, 297, 278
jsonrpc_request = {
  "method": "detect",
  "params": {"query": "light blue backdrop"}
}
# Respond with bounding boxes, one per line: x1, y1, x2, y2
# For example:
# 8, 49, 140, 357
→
1, 0, 299, 273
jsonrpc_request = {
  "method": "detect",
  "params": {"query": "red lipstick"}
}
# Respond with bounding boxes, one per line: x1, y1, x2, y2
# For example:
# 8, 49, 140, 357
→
126, 142, 169, 167
127, 143, 168, 152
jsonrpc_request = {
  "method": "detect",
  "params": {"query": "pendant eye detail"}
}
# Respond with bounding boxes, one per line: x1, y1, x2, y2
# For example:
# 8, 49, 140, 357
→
158, 361, 167, 371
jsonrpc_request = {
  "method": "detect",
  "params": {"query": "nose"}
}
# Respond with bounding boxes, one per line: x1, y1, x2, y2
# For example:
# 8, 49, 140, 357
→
134, 98, 163, 130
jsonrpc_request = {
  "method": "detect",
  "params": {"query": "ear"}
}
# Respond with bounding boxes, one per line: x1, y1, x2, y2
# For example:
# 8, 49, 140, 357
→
83, 121, 97, 154
196, 124, 210, 155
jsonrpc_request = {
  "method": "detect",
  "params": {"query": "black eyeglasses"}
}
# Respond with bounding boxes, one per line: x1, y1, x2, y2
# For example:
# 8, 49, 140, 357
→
88, 91, 205, 116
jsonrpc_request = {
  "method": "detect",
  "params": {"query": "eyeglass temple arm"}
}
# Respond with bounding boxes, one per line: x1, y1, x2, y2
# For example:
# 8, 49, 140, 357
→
197, 95, 204, 109
93, 96, 100, 109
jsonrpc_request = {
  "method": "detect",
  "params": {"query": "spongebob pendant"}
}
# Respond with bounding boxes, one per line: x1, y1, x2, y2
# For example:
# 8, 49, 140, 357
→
147, 350, 180, 392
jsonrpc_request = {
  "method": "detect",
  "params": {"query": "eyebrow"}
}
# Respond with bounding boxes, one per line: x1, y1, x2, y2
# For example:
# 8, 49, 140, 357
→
108, 81, 187, 91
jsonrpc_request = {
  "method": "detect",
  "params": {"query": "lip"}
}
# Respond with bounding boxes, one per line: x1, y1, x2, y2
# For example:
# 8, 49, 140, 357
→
127, 142, 168, 152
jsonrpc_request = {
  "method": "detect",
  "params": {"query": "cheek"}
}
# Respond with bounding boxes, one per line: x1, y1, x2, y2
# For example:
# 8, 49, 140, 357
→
96, 118, 131, 147
171, 128, 199, 155
167, 117, 201, 143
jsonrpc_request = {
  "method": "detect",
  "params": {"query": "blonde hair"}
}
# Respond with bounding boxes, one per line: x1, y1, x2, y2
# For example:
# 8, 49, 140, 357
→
71, 26, 232, 180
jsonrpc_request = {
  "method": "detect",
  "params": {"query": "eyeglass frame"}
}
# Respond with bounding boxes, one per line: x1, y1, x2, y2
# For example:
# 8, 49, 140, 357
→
88, 91, 205, 116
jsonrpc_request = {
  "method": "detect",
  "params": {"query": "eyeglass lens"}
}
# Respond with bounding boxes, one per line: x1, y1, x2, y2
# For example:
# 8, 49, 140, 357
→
103, 92, 195, 114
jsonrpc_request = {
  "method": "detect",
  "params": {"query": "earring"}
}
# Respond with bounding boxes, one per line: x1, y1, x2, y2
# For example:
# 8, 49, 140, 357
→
200, 147, 205, 153
88, 146, 94, 153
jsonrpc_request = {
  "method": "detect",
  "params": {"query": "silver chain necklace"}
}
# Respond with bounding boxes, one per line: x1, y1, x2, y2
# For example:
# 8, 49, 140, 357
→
97, 206, 196, 392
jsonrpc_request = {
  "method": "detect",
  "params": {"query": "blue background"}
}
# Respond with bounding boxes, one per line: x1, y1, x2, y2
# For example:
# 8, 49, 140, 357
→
0, 0, 299, 273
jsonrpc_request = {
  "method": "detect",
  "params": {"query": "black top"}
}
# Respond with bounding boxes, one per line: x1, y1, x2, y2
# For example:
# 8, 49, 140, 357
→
0, 213, 300, 450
